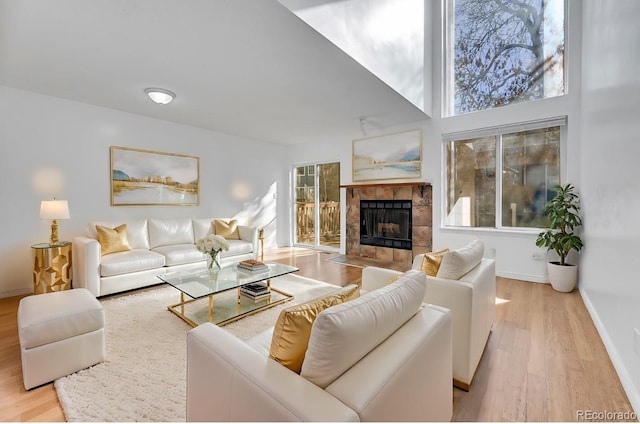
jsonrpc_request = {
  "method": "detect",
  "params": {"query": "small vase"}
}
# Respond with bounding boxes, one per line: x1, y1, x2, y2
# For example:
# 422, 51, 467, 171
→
206, 252, 220, 281
207, 252, 221, 271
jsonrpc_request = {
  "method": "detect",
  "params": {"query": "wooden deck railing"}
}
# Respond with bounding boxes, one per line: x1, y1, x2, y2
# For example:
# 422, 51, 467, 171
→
296, 201, 340, 244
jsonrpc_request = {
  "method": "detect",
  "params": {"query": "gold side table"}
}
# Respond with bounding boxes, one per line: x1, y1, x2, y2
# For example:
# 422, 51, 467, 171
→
31, 242, 72, 294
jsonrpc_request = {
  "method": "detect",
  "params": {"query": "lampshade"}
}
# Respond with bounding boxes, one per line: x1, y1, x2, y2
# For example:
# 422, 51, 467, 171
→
40, 200, 70, 220
144, 87, 175, 105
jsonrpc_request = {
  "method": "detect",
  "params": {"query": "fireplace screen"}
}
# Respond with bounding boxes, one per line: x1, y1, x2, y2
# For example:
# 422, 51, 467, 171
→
360, 200, 412, 250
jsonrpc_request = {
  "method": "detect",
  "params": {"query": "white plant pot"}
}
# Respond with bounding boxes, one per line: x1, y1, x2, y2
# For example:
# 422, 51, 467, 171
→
547, 262, 578, 292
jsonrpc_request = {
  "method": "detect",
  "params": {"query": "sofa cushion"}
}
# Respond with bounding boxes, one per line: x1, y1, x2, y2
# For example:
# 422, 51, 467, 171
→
148, 219, 194, 249
436, 240, 484, 280
245, 327, 275, 357
420, 248, 450, 276
300, 270, 426, 389
100, 249, 166, 277
96, 224, 132, 256
214, 219, 240, 240
192, 219, 214, 242
90, 220, 149, 250
152, 244, 205, 266
220, 239, 253, 257
269, 285, 360, 374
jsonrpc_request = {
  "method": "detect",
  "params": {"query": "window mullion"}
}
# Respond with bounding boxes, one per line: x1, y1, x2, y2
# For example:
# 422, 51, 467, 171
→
314, 164, 321, 246
496, 135, 503, 229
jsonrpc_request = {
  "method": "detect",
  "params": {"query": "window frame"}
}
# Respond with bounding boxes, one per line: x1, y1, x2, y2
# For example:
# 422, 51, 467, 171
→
441, 116, 568, 233
442, 0, 569, 117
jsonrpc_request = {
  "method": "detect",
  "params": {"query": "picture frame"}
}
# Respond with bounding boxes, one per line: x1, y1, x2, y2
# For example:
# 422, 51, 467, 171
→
352, 129, 422, 181
110, 146, 200, 206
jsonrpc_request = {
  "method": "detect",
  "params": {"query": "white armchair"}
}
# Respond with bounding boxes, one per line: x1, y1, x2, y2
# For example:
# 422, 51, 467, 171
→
362, 254, 495, 390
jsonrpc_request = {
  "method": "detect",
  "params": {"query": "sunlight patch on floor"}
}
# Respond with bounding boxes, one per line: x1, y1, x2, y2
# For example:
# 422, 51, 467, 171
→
495, 297, 510, 305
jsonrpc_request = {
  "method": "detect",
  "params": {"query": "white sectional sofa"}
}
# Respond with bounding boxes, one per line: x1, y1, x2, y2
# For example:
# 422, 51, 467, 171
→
73, 218, 258, 297
362, 240, 496, 390
186, 270, 453, 422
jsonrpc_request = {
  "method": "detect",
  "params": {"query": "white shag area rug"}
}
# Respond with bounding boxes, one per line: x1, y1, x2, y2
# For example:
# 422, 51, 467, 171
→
54, 275, 342, 422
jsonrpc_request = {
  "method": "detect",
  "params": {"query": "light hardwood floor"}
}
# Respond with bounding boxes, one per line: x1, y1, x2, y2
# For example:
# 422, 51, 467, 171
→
0, 248, 634, 422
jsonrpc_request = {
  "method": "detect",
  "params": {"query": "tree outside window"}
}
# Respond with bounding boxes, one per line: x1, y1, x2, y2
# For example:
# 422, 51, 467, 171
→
449, 0, 565, 115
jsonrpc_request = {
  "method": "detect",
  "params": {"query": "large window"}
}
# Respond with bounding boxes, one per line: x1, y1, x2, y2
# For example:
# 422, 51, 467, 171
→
445, 0, 566, 116
444, 118, 564, 229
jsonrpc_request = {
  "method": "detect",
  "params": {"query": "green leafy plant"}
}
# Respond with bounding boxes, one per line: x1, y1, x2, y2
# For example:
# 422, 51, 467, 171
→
535, 183, 584, 266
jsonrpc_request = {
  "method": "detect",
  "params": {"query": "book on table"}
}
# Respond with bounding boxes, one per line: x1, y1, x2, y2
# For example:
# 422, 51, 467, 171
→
240, 282, 270, 300
240, 291, 272, 303
238, 259, 269, 271
240, 283, 271, 302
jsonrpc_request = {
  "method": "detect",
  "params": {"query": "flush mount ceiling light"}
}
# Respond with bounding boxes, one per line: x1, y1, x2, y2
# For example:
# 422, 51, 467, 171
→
144, 87, 175, 105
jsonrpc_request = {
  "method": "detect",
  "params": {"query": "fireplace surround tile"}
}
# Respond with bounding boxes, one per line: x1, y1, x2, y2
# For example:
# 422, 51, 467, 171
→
375, 247, 394, 262
413, 205, 433, 227
376, 186, 394, 199
393, 249, 412, 264
345, 183, 432, 264
393, 186, 412, 200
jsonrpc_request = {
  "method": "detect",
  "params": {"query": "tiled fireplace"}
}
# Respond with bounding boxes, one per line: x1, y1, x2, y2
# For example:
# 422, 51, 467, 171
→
345, 183, 432, 266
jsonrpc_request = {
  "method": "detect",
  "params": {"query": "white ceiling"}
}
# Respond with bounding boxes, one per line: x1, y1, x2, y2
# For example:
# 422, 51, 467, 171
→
0, 0, 428, 145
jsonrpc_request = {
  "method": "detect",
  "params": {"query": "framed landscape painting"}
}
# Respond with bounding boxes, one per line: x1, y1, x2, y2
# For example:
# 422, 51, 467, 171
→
110, 146, 200, 206
352, 129, 422, 181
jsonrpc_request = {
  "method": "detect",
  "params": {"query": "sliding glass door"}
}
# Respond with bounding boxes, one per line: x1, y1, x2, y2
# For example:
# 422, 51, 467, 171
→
294, 162, 340, 250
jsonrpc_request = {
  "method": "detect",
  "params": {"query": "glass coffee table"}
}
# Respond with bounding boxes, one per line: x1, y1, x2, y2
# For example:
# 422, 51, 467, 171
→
157, 262, 298, 327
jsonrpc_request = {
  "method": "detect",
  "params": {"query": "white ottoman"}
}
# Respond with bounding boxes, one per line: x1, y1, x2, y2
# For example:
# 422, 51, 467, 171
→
18, 288, 105, 390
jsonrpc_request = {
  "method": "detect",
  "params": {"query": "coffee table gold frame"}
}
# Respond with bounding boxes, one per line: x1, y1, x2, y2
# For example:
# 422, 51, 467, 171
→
167, 283, 293, 328
161, 254, 297, 328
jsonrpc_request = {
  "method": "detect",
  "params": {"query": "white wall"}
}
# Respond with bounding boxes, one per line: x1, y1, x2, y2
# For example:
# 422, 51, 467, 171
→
0, 86, 287, 298
579, 0, 640, 414
288, 0, 583, 283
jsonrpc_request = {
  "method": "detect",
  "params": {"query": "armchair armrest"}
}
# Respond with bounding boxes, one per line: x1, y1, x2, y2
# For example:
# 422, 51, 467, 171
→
72, 236, 101, 297
237, 225, 259, 259
361, 266, 403, 292
424, 258, 496, 387
187, 323, 358, 422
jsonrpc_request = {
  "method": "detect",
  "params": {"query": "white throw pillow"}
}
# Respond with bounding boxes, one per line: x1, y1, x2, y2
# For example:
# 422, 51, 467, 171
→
436, 239, 484, 280
300, 270, 426, 389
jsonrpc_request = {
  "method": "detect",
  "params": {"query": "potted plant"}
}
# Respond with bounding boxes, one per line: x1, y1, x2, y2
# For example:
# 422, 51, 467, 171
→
535, 183, 584, 292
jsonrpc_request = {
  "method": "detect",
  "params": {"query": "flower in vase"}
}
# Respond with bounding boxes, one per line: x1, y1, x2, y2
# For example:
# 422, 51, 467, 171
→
196, 234, 230, 269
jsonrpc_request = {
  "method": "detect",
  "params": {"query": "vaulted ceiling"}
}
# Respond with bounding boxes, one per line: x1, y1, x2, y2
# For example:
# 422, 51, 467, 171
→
0, 0, 428, 144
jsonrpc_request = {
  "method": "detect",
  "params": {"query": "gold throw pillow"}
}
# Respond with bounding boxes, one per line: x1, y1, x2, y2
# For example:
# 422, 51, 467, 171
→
96, 224, 132, 256
420, 248, 450, 276
386, 275, 403, 285
213, 219, 240, 240
269, 285, 360, 374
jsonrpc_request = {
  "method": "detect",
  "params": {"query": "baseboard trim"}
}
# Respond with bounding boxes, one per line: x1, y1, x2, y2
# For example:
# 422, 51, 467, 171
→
497, 271, 547, 284
580, 288, 640, 416
0, 287, 32, 299
453, 378, 470, 392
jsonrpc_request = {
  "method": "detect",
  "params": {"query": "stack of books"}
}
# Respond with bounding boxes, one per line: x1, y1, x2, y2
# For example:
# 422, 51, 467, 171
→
238, 259, 269, 272
240, 282, 271, 302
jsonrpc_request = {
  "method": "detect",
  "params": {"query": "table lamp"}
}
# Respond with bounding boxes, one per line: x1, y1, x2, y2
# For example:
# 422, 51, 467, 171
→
40, 199, 70, 246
